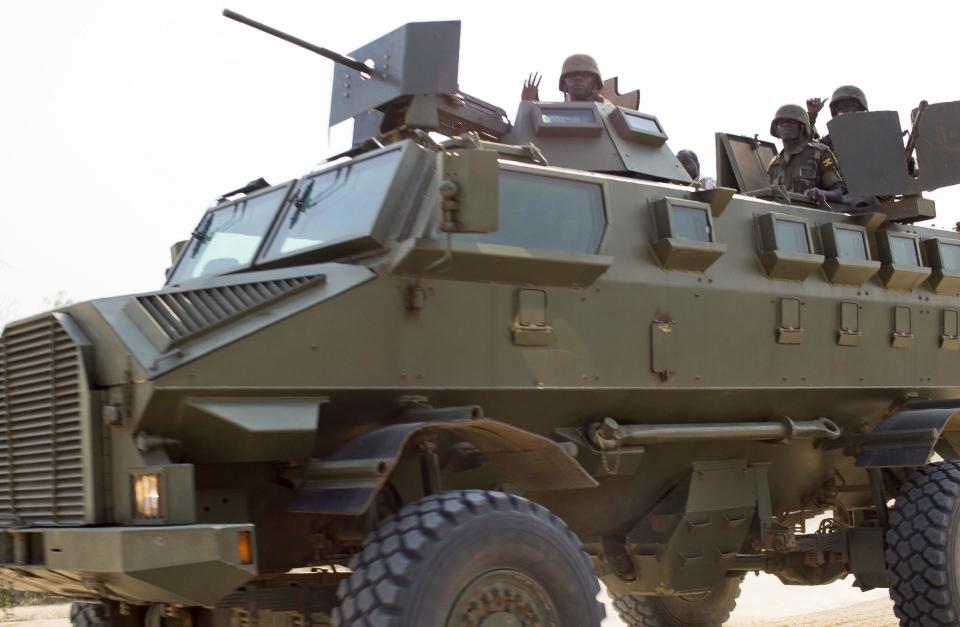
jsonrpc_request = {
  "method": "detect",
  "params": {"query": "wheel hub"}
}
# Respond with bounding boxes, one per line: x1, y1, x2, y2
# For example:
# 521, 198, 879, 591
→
449, 569, 559, 627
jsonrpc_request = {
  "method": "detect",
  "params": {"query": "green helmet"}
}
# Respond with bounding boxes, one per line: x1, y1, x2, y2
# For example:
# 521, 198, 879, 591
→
558, 54, 602, 91
830, 85, 868, 115
770, 104, 811, 138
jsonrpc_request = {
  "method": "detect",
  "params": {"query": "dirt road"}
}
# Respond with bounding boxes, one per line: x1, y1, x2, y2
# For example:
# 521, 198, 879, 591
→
2, 574, 898, 627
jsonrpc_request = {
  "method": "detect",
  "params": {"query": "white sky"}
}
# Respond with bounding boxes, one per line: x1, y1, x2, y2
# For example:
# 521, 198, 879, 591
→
2, 0, 958, 326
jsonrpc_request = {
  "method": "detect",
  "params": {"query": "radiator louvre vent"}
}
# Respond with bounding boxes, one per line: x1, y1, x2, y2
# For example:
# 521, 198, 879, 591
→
0, 315, 87, 525
135, 276, 322, 346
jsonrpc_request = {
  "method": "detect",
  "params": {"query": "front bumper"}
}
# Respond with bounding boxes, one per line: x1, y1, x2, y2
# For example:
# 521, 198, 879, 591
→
0, 524, 256, 607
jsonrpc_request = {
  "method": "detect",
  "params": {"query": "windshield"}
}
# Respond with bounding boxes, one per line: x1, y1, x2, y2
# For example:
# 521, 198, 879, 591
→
264, 149, 403, 259
167, 185, 290, 284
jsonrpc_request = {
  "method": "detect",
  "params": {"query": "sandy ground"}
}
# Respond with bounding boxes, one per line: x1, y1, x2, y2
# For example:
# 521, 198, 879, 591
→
0, 575, 898, 626
598, 573, 897, 626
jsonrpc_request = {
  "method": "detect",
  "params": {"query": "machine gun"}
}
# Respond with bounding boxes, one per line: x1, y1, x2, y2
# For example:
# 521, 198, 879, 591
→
223, 10, 509, 146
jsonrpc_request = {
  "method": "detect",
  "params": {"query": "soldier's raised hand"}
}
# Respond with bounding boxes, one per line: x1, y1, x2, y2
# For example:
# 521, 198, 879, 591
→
521, 72, 541, 101
806, 97, 827, 115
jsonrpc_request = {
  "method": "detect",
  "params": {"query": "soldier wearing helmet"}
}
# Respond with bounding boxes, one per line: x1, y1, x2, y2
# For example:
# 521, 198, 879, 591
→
767, 104, 845, 207
806, 85, 869, 150
521, 54, 610, 103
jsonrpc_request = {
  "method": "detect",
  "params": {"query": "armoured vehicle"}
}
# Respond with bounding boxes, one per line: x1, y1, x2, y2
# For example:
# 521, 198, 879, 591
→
4, 12, 960, 627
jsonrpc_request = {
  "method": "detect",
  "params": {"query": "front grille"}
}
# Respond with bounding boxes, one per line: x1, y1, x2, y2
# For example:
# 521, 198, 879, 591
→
0, 314, 88, 525
130, 276, 323, 349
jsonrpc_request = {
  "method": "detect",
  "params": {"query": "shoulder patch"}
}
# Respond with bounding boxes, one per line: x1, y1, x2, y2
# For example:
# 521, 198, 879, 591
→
822, 156, 836, 169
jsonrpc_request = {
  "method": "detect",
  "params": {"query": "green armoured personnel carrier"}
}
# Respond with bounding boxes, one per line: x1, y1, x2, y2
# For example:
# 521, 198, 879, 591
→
4, 11, 960, 627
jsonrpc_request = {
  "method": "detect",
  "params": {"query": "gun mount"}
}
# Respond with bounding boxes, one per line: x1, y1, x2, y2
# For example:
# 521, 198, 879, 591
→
224, 11, 691, 183
224, 11, 509, 145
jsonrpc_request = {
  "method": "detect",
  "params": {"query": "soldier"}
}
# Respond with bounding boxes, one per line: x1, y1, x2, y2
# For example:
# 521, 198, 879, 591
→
767, 104, 844, 206
806, 85, 869, 149
521, 54, 608, 103
677, 150, 717, 189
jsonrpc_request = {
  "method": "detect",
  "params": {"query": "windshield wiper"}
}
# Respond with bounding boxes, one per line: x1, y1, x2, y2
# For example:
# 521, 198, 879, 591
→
189, 213, 215, 258
289, 166, 355, 228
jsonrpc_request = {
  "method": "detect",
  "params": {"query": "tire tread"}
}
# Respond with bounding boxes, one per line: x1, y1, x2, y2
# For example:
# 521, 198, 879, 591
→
887, 460, 960, 626
332, 490, 604, 626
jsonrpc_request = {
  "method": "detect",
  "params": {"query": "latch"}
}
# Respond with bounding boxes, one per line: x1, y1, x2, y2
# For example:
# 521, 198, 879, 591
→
651, 317, 677, 381
512, 289, 553, 347
838, 301, 861, 347
777, 298, 803, 345
892, 306, 914, 348
943, 309, 960, 351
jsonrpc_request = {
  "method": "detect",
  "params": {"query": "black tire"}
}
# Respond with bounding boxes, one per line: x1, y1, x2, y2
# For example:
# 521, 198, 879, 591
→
887, 460, 960, 625
332, 489, 604, 626
612, 576, 743, 627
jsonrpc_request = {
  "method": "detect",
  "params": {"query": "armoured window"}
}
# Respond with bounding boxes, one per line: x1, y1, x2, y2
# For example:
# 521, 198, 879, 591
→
448, 171, 605, 254
539, 108, 596, 125
757, 213, 823, 281
650, 198, 725, 272
941, 243, 960, 270
265, 149, 403, 258
624, 113, 662, 134
168, 183, 293, 284
774, 219, 810, 254
836, 227, 869, 260
671, 205, 712, 242
610, 109, 668, 146
890, 235, 920, 265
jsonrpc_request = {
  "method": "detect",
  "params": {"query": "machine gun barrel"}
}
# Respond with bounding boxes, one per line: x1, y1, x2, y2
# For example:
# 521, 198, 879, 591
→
223, 9, 373, 75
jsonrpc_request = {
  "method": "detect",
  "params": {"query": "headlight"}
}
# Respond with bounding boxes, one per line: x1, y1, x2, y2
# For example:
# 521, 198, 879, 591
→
133, 472, 163, 519
129, 465, 195, 524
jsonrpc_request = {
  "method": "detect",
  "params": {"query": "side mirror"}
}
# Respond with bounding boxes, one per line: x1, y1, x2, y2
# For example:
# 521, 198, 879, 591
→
437, 149, 499, 234
170, 240, 188, 264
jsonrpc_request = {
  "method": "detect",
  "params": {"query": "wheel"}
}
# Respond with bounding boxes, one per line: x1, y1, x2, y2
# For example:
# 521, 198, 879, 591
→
886, 460, 960, 625
612, 576, 743, 627
332, 489, 604, 626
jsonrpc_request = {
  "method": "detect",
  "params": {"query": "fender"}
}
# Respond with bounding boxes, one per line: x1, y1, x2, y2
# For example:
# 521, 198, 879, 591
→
855, 400, 960, 468
287, 412, 598, 515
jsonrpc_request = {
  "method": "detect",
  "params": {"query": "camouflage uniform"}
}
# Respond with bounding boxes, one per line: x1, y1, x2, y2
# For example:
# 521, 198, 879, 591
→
767, 104, 844, 196
767, 142, 843, 194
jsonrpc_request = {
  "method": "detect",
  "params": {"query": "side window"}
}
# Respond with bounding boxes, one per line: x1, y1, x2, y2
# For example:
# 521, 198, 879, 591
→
924, 238, 960, 295
758, 213, 814, 255
835, 227, 869, 260
940, 242, 960, 270
889, 235, 921, 265
650, 198, 726, 272
818, 222, 880, 286
876, 230, 930, 290
757, 213, 823, 281
774, 219, 811, 254
450, 171, 606, 254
